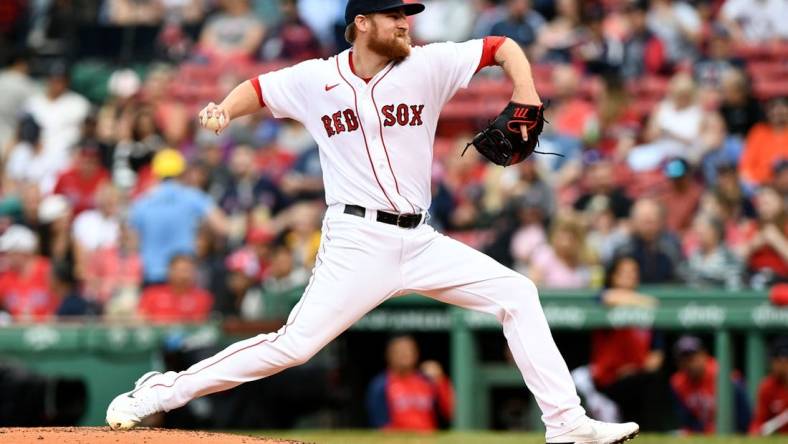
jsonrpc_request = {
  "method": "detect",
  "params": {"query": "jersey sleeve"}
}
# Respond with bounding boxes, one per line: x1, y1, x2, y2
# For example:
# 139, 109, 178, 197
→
422, 40, 485, 107
256, 60, 314, 121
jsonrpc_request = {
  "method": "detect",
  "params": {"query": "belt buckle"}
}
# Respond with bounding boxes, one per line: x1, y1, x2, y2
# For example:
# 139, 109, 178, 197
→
396, 213, 406, 227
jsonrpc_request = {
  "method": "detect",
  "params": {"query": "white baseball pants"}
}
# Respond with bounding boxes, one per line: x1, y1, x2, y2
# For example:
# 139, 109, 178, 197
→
147, 204, 586, 437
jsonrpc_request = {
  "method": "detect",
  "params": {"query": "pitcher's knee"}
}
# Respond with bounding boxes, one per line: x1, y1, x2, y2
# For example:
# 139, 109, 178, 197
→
492, 275, 540, 321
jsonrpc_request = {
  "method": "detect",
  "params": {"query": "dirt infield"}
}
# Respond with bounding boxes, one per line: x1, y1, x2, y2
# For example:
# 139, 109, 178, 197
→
0, 427, 307, 444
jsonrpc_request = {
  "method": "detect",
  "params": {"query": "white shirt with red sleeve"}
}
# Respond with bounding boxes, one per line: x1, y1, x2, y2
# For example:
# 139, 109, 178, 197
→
252, 38, 502, 213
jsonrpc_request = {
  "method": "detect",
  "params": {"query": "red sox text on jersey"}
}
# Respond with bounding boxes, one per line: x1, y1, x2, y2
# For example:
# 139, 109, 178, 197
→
322, 104, 425, 137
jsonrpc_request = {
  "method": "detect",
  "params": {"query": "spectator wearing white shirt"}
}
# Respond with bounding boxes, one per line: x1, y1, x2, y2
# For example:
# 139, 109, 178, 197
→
71, 183, 121, 280
412, 0, 476, 43
3, 115, 64, 194
0, 50, 38, 151
720, 0, 788, 43
646, 0, 702, 65
24, 62, 90, 180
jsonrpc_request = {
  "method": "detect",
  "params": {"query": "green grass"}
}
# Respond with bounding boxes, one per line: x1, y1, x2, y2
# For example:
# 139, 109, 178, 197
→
242, 431, 786, 444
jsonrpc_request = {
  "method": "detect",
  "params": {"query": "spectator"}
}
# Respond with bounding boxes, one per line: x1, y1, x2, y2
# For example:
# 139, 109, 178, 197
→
219, 248, 264, 319
693, 27, 744, 90
489, 0, 546, 48
53, 143, 110, 215
573, 160, 632, 221
0, 50, 37, 150
366, 335, 454, 431
129, 148, 228, 285
572, 256, 668, 430
72, 183, 121, 277
657, 157, 703, 233
772, 160, 788, 202
720, 0, 788, 43
533, 0, 584, 63
412, 0, 475, 44
616, 198, 683, 283
219, 145, 286, 227
261, 0, 322, 61
629, 72, 724, 171
684, 214, 743, 288
105, 0, 164, 25
280, 144, 324, 202
619, 0, 667, 80
24, 62, 89, 175
471, 0, 507, 39
197, 0, 265, 62
36, 194, 74, 274
741, 187, 788, 285
702, 68, 764, 184
589, 74, 641, 160
750, 336, 788, 436
585, 197, 629, 266
670, 335, 751, 434
529, 216, 594, 289
646, 0, 702, 66
113, 106, 166, 192
0, 225, 56, 322
739, 97, 788, 190
3, 115, 62, 194
137, 254, 213, 323
84, 223, 142, 313
546, 64, 596, 141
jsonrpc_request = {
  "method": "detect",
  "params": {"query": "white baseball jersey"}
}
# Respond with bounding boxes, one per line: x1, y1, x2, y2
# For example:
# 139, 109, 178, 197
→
255, 40, 484, 213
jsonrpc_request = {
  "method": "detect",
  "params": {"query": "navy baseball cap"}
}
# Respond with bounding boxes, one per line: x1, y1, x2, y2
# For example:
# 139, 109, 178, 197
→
345, 0, 426, 26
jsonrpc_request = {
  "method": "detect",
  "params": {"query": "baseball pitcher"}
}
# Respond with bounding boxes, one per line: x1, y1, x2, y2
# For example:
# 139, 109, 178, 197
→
107, 1, 639, 442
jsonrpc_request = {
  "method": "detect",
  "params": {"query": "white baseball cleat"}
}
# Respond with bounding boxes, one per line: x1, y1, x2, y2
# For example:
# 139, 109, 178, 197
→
106, 371, 163, 430
546, 418, 640, 444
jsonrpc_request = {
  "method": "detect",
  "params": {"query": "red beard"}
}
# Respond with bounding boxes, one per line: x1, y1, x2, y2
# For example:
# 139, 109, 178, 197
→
368, 22, 411, 63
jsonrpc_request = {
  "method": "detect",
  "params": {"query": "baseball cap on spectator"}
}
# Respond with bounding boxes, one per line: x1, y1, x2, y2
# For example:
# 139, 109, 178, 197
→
247, 227, 276, 245
38, 194, 71, 224
0, 225, 38, 253
46, 59, 69, 79
152, 148, 186, 178
108, 68, 141, 99
664, 157, 689, 179
674, 335, 704, 359
225, 249, 260, 278
770, 336, 788, 359
345, 0, 425, 26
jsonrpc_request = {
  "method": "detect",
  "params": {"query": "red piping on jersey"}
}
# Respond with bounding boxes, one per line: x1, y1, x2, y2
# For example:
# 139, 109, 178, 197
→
145, 221, 332, 394
476, 36, 506, 74
349, 50, 373, 84
370, 65, 417, 213
249, 77, 265, 107
335, 54, 399, 212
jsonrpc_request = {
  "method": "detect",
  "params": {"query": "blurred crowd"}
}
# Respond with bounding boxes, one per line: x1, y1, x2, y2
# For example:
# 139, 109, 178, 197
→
1, 0, 785, 323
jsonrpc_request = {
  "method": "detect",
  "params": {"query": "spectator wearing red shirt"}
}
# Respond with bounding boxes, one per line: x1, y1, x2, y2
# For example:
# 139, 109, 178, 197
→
366, 335, 454, 431
53, 143, 110, 215
742, 187, 788, 283
0, 225, 57, 322
138, 254, 213, 323
750, 337, 788, 436
574, 256, 672, 431
670, 335, 750, 435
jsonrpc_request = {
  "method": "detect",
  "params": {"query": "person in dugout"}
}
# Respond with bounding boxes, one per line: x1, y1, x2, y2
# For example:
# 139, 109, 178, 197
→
669, 335, 750, 434
366, 335, 454, 431
750, 336, 788, 436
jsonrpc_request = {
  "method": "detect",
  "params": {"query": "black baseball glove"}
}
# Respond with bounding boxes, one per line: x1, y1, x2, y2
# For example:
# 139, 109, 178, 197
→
463, 102, 545, 167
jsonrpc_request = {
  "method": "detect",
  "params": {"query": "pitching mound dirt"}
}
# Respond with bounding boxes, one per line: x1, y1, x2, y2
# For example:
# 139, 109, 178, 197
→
0, 427, 307, 444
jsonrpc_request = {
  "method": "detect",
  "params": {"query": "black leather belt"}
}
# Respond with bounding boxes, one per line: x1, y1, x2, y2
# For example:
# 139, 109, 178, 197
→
343, 204, 423, 229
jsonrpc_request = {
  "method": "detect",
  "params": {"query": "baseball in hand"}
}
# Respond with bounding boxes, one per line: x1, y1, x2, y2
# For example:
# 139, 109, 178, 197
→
205, 115, 223, 132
